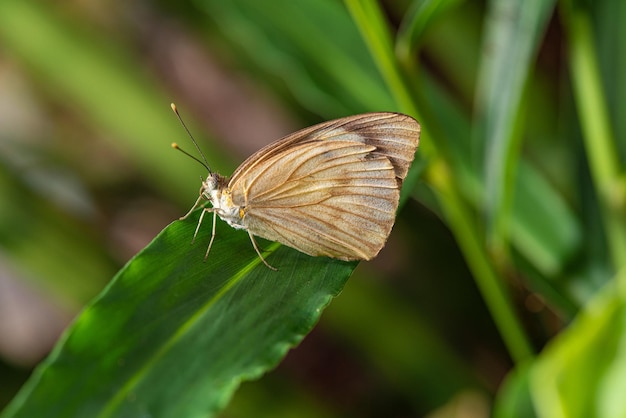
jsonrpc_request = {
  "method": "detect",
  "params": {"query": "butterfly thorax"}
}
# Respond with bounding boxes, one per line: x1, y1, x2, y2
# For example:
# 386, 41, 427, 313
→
201, 173, 247, 230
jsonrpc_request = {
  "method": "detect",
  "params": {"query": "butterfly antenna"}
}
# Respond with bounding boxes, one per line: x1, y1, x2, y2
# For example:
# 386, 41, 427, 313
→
171, 143, 211, 172
170, 103, 212, 173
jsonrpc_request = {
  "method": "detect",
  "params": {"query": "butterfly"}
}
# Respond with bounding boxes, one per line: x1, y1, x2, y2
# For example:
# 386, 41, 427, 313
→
173, 105, 420, 270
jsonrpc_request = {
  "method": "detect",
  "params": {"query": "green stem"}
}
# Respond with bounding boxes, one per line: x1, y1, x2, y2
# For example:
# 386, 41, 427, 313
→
344, 0, 534, 362
563, 2, 626, 274
428, 160, 534, 362
343, 0, 418, 118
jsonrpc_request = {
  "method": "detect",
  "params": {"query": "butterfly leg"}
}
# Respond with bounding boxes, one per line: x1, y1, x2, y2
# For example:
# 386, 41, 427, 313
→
180, 194, 204, 220
191, 207, 211, 244
204, 211, 218, 261
185, 206, 216, 258
248, 231, 278, 271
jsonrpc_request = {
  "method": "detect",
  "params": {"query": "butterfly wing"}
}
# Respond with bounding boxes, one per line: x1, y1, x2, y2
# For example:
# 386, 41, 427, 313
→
230, 112, 420, 185
227, 113, 420, 260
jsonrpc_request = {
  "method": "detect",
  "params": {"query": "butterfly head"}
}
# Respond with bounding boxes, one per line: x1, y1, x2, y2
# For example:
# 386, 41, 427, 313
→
200, 173, 222, 201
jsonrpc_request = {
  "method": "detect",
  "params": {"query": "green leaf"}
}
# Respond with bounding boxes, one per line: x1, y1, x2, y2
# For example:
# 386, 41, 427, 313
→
493, 361, 537, 418
530, 272, 626, 418
2, 211, 355, 417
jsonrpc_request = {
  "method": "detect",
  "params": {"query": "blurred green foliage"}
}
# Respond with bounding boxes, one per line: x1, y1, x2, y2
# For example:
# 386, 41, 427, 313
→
0, 0, 625, 417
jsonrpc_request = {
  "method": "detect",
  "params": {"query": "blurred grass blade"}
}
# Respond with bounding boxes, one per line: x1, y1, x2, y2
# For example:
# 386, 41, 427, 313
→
530, 270, 626, 418
561, 0, 626, 272
417, 71, 581, 286
1, 212, 355, 418
343, 0, 419, 118
344, 0, 533, 362
197, 0, 395, 116
593, 0, 626, 160
510, 161, 581, 278
474, 0, 555, 248
396, 0, 465, 63
0, 161, 114, 309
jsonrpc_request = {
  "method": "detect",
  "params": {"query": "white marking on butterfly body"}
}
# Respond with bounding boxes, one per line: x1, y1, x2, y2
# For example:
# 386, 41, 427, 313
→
201, 174, 246, 230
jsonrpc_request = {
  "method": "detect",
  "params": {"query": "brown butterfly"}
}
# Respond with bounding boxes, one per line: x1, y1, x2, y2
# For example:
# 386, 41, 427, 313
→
173, 105, 420, 270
